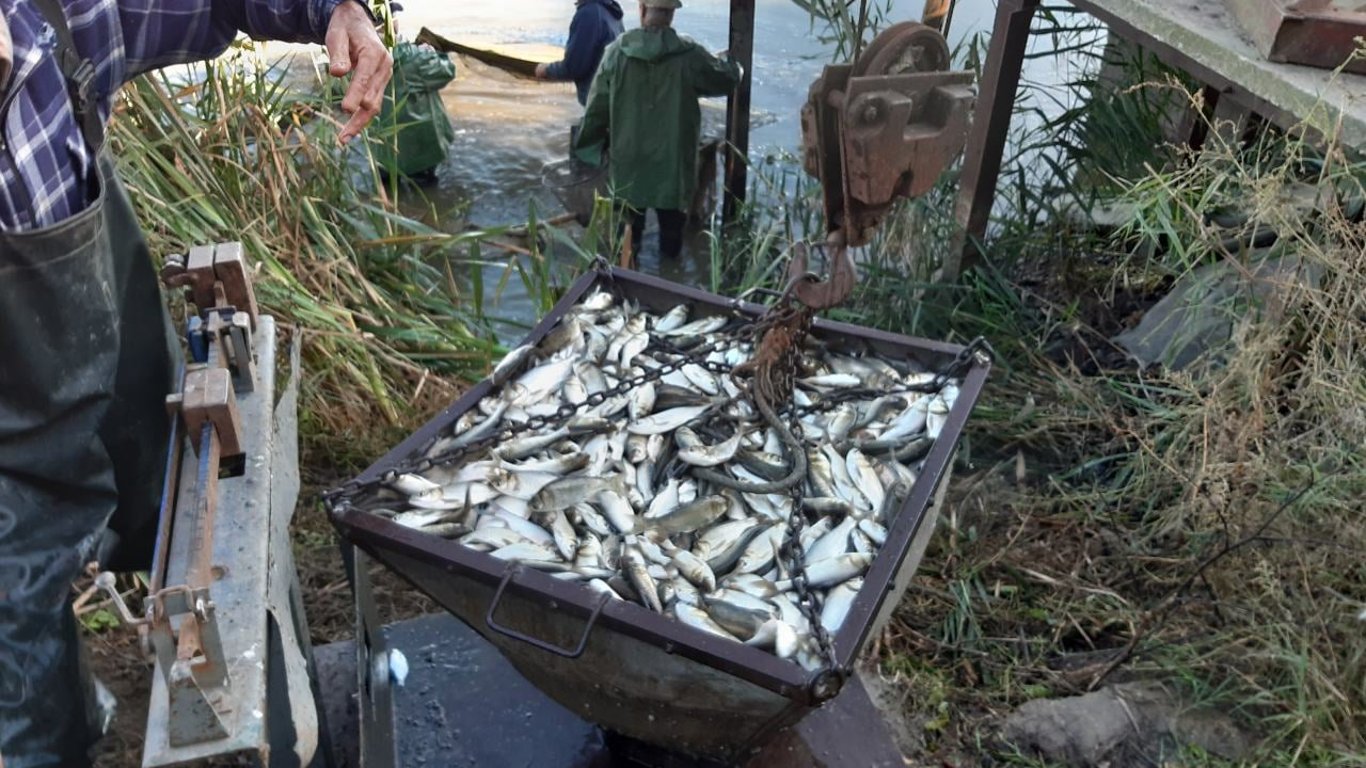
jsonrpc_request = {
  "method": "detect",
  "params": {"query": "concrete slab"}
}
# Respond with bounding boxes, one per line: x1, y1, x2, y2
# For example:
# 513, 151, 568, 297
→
1072, 0, 1366, 147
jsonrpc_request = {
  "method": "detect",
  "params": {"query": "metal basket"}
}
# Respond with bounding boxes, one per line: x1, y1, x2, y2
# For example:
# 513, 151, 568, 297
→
328, 268, 990, 762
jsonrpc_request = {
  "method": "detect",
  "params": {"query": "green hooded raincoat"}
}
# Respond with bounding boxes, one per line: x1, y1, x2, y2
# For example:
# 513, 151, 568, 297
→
371, 41, 458, 177
573, 27, 740, 211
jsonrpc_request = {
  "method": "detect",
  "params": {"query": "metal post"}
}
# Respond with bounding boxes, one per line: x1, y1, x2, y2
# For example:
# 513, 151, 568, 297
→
722, 0, 756, 227
946, 0, 1040, 280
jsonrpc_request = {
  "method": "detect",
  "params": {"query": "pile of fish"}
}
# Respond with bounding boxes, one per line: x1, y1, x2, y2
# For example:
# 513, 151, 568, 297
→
363, 289, 961, 670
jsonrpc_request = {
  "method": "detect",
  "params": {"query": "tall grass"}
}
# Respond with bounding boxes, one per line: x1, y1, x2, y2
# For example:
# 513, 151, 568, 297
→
109, 46, 505, 467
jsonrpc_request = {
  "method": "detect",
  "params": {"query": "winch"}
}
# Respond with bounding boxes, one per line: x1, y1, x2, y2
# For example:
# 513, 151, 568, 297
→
794, 21, 974, 308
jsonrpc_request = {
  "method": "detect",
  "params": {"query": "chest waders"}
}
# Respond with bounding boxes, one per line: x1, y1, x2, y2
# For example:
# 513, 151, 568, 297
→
0, 1, 177, 765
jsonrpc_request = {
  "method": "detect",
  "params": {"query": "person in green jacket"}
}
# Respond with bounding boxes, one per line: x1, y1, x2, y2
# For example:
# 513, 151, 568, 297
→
371, 18, 457, 181
572, 0, 740, 259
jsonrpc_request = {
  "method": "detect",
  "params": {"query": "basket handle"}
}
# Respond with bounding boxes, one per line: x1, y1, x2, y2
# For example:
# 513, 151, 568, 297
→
484, 564, 609, 659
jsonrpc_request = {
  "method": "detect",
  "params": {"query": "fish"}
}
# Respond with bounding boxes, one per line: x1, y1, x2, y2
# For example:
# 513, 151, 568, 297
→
745, 618, 800, 658
490, 542, 561, 563
541, 316, 585, 355
658, 315, 726, 337
389, 473, 440, 496
360, 287, 969, 666
702, 591, 776, 641
489, 343, 538, 387
668, 549, 717, 592
622, 537, 663, 613
531, 475, 625, 511
675, 427, 744, 467
654, 304, 689, 333
626, 404, 712, 436
393, 508, 460, 529
533, 508, 579, 561
734, 524, 784, 575
674, 603, 738, 640
820, 578, 862, 634
845, 449, 885, 514
640, 495, 729, 535
628, 381, 657, 421
495, 428, 570, 461
926, 395, 950, 440
596, 490, 638, 535
779, 553, 872, 590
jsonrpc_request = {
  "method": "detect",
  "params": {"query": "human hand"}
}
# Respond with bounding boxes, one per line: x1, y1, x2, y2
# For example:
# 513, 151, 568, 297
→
535, 63, 550, 79
327, 1, 393, 145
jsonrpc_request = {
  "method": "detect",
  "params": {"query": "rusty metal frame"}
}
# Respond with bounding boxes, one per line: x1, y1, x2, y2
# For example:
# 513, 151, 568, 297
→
1226, 0, 1366, 75
328, 267, 990, 760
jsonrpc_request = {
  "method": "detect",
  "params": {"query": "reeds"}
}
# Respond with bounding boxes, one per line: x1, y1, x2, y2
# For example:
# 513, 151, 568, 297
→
110, 48, 502, 467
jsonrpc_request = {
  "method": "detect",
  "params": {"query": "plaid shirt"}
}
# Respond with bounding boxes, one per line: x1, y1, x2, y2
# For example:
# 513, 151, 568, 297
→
0, 0, 349, 232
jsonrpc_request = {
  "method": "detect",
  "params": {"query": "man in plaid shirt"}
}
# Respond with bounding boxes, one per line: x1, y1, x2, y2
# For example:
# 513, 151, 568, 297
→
0, 2, 391, 765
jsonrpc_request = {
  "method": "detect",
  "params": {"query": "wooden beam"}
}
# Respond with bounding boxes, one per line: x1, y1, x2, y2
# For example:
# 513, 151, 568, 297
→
722, 0, 756, 227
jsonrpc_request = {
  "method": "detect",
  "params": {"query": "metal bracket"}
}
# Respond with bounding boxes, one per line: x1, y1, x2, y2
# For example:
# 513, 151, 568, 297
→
801, 23, 975, 248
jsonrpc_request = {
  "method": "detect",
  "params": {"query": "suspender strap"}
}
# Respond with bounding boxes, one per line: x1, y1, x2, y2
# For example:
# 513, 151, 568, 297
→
30, 0, 104, 152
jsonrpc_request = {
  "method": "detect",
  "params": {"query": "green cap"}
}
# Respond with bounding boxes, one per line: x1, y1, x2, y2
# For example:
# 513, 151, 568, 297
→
641, 0, 682, 8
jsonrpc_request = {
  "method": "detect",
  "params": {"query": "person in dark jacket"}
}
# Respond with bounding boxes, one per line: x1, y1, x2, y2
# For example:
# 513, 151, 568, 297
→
573, 0, 739, 260
535, 0, 625, 105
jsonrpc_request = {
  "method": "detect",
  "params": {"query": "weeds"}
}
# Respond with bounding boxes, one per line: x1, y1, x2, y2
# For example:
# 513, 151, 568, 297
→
110, 46, 513, 468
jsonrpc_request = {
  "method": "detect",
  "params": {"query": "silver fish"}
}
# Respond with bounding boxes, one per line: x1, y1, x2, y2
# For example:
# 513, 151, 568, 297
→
390, 473, 440, 496
626, 404, 712, 436
745, 618, 800, 658
495, 427, 570, 461
460, 527, 530, 551
533, 508, 579, 561
659, 315, 725, 337
676, 427, 743, 467
800, 373, 862, 389
820, 578, 862, 634
393, 508, 459, 529
489, 343, 538, 387
734, 524, 784, 575
780, 553, 872, 590
654, 304, 689, 333
490, 541, 561, 563
674, 603, 738, 640
702, 592, 775, 640
640, 495, 729, 535
668, 549, 717, 592
628, 381, 657, 421
531, 475, 625, 511
540, 315, 585, 355
622, 538, 663, 613
926, 395, 950, 440
596, 490, 638, 535
845, 449, 885, 513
